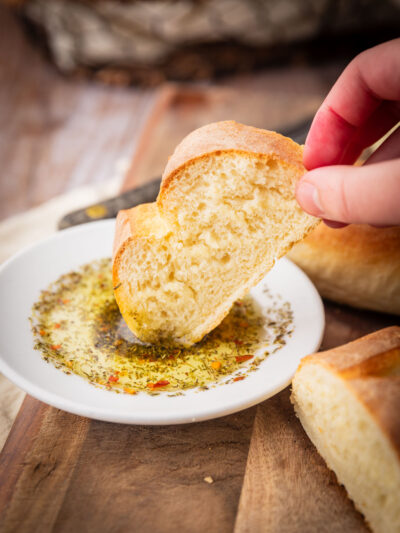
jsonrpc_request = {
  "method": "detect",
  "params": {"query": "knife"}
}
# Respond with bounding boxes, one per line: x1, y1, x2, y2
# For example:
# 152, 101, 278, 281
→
58, 117, 312, 230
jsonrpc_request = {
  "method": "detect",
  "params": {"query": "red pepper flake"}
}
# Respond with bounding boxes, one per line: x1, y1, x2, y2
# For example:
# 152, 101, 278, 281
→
234, 340, 244, 346
235, 354, 253, 363
233, 376, 245, 382
39, 329, 46, 336
123, 387, 136, 395
51, 344, 61, 350
53, 323, 61, 329
62, 299, 70, 305
147, 379, 170, 389
108, 375, 119, 383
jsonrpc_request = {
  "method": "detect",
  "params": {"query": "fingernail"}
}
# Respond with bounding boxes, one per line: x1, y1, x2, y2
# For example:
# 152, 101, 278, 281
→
297, 181, 324, 216
323, 219, 348, 229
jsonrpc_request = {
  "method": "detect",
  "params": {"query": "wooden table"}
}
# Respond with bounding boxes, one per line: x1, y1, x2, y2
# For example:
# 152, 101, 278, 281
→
1, 8, 398, 533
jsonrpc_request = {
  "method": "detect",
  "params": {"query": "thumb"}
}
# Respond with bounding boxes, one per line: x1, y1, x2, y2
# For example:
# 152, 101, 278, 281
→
296, 158, 400, 226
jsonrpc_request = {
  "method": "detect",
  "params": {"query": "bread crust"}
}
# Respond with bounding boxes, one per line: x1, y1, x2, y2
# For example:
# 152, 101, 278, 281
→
297, 326, 400, 459
288, 223, 400, 315
162, 120, 304, 179
113, 204, 169, 257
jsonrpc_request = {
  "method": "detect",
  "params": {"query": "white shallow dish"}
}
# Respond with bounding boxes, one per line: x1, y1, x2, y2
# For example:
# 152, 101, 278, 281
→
0, 220, 324, 425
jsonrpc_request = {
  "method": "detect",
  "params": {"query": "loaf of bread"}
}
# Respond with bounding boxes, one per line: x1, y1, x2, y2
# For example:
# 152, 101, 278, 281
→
291, 327, 400, 533
287, 224, 400, 315
113, 120, 318, 346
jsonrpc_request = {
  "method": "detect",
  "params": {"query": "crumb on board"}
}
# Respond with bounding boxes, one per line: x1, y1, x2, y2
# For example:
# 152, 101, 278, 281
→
204, 476, 214, 484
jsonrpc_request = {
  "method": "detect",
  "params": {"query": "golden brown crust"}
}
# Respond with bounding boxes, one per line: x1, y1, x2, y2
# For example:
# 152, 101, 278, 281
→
112, 210, 132, 261
300, 327, 400, 374
162, 120, 303, 178
112, 204, 172, 337
112, 203, 169, 277
288, 223, 400, 315
113, 204, 170, 263
299, 326, 400, 458
293, 223, 400, 269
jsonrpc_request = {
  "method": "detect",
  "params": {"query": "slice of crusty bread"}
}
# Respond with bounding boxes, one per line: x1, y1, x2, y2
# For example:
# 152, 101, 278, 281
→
288, 223, 400, 315
113, 120, 318, 346
291, 327, 400, 533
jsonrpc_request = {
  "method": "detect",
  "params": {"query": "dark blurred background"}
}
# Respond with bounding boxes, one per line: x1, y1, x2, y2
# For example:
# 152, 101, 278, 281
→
4, 0, 400, 86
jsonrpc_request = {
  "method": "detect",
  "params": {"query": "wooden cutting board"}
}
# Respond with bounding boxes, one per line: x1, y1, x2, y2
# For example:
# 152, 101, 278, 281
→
1, 81, 397, 533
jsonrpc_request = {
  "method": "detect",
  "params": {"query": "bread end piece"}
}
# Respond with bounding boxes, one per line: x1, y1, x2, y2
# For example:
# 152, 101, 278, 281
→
288, 224, 400, 315
291, 327, 400, 533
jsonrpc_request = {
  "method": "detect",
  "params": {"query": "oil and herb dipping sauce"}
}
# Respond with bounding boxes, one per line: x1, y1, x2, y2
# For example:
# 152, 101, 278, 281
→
30, 259, 294, 395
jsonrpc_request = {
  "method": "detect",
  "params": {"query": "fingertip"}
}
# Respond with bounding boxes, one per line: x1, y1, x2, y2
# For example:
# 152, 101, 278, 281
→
296, 177, 324, 217
299, 159, 400, 226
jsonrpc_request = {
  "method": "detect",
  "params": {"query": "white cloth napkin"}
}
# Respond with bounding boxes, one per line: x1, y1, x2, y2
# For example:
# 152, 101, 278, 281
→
0, 175, 122, 450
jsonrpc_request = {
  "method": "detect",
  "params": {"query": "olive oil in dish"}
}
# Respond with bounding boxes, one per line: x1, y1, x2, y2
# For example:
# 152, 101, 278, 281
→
30, 259, 294, 395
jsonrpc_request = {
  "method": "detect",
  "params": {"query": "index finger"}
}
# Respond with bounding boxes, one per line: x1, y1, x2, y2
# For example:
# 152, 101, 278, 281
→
304, 38, 400, 169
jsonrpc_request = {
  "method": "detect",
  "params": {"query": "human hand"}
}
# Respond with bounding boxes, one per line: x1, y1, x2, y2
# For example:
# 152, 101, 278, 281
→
296, 39, 400, 227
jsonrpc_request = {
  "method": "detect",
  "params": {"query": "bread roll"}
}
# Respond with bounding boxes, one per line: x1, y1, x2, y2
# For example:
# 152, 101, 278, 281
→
113, 120, 318, 346
291, 327, 400, 533
287, 224, 400, 315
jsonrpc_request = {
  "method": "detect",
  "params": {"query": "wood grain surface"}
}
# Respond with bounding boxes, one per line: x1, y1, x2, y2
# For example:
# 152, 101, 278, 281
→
1, 10, 397, 533
0, 399, 255, 533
